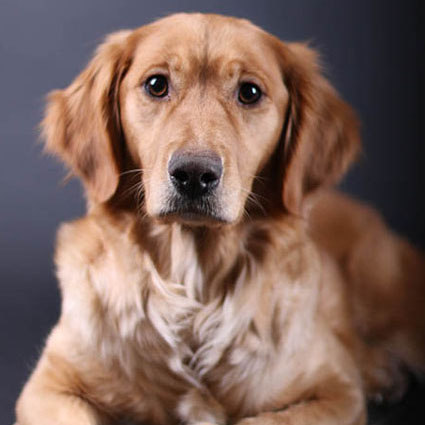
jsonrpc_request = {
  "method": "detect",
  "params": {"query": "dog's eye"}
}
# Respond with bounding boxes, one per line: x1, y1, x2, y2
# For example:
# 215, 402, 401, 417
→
238, 83, 262, 105
145, 75, 168, 98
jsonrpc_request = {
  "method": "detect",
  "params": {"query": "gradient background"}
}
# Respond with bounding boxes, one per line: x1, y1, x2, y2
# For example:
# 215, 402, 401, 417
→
0, 1, 424, 424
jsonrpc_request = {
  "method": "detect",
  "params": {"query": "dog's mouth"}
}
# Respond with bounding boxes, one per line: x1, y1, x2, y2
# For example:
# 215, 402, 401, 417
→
158, 210, 228, 226
157, 196, 229, 226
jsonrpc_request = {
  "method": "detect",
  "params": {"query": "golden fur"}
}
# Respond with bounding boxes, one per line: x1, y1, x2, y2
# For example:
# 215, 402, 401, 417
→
16, 13, 425, 425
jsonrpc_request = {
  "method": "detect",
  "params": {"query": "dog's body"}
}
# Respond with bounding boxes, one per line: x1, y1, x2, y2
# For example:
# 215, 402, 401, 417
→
16, 13, 425, 425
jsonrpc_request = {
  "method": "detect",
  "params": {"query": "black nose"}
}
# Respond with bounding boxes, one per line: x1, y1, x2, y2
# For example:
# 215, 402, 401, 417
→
168, 151, 223, 199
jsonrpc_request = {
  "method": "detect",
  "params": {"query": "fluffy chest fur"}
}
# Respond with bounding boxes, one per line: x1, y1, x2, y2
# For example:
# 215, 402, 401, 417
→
53, 209, 321, 421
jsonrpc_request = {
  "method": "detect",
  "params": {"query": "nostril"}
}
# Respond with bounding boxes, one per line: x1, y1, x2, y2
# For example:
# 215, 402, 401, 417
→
171, 169, 189, 184
200, 172, 219, 187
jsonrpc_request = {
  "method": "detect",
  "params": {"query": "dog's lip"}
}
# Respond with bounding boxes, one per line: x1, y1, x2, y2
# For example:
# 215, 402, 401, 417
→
156, 209, 230, 226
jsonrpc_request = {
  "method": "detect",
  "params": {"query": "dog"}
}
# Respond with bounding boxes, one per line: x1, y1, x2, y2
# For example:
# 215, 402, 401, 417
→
16, 13, 425, 425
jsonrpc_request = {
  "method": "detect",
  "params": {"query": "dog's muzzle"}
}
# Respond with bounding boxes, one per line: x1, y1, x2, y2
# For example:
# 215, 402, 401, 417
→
158, 149, 226, 223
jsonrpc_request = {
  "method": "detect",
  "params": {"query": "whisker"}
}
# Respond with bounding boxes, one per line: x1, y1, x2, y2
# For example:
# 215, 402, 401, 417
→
119, 168, 144, 177
247, 195, 267, 216
246, 173, 268, 183
121, 180, 144, 199
242, 205, 254, 222
238, 187, 268, 216
239, 187, 269, 203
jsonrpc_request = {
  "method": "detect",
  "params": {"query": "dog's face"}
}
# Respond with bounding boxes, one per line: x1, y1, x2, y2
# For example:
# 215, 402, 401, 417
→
120, 15, 288, 224
43, 13, 360, 225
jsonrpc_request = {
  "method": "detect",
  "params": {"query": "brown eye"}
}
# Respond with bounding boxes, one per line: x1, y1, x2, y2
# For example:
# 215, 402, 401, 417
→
238, 83, 262, 105
145, 75, 168, 98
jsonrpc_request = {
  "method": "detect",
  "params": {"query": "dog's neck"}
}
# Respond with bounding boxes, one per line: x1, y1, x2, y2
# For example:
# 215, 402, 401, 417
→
123, 210, 302, 304
138, 218, 256, 302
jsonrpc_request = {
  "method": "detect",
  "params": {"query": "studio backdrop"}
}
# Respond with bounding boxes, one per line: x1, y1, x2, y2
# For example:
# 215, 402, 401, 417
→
0, 1, 423, 424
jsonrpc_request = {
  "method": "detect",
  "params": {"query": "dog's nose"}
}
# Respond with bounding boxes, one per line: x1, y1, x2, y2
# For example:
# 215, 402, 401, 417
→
168, 151, 223, 199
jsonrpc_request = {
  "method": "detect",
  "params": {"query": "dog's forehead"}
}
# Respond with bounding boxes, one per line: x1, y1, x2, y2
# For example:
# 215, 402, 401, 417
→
130, 14, 280, 81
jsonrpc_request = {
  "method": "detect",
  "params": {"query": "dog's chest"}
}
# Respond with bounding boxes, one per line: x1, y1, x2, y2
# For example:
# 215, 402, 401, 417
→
142, 286, 261, 382
142, 295, 277, 411
133, 265, 291, 411
91, 222, 317, 417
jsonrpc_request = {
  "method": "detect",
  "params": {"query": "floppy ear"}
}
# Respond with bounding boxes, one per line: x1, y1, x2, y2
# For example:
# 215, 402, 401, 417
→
279, 42, 361, 214
42, 30, 133, 203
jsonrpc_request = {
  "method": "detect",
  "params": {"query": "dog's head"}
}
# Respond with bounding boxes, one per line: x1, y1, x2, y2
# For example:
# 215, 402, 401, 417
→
43, 13, 359, 225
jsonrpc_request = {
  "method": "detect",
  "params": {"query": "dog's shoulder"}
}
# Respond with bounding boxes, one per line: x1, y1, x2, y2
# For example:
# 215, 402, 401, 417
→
53, 209, 144, 312
55, 215, 104, 269
55, 208, 137, 267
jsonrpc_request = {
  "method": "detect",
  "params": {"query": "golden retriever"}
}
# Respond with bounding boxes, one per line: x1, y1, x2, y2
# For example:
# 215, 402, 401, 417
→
16, 13, 425, 425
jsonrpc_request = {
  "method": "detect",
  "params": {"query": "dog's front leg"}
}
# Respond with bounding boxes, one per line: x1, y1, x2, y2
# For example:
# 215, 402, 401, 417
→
176, 388, 227, 425
235, 373, 365, 425
16, 352, 105, 425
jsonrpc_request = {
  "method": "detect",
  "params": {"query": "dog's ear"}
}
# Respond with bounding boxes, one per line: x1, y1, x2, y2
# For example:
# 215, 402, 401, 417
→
42, 30, 133, 203
278, 42, 360, 214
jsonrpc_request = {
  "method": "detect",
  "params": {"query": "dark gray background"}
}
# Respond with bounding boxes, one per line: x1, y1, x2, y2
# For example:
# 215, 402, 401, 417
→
1, 1, 424, 424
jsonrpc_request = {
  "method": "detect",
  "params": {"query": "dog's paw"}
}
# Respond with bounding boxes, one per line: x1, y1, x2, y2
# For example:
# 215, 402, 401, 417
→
363, 349, 410, 404
235, 418, 259, 425
236, 413, 288, 425
192, 422, 218, 425
369, 368, 409, 405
